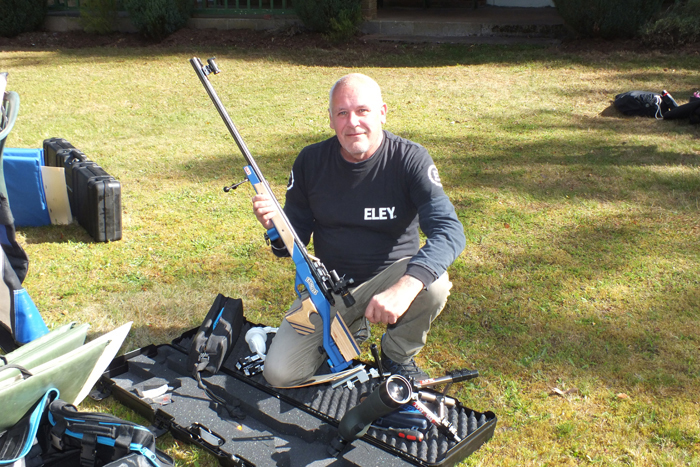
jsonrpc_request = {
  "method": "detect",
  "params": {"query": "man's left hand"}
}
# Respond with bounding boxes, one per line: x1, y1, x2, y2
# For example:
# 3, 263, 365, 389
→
365, 275, 424, 325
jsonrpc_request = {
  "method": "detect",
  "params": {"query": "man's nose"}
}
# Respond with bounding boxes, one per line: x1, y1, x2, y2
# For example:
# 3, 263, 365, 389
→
349, 111, 361, 126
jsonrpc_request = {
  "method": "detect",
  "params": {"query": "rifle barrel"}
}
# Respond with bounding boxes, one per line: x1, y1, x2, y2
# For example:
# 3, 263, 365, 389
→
189, 57, 333, 301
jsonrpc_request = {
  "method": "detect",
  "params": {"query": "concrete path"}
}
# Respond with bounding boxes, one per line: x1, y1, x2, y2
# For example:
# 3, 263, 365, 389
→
362, 5, 565, 43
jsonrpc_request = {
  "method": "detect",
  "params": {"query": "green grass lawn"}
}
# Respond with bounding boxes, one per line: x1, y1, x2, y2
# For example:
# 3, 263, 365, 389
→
1, 39, 699, 466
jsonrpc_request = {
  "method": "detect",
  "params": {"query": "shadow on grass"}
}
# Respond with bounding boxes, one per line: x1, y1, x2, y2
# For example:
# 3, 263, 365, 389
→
9, 40, 700, 71
0, 42, 555, 67
20, 222, 94, 245
177, 115, 700, 206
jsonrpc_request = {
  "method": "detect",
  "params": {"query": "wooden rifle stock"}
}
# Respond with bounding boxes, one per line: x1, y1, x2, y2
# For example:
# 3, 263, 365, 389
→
190, 57, 359, 372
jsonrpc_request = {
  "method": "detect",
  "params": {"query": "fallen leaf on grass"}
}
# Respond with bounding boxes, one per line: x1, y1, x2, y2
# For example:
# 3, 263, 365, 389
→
616, 393, 630, 400
549, 387, 580, 397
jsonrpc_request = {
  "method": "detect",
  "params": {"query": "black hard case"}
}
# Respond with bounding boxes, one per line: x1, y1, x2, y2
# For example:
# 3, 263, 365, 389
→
65, 160, 99, 215
57, 147, 88, 170
58, 148, 89, 215
86, 176, 122, 242
71, 162, 122, 242
98, 317, 497, 467
43, 137, 76, 167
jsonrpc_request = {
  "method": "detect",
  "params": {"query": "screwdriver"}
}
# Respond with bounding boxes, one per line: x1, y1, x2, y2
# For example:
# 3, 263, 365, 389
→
371, 425, 425, 442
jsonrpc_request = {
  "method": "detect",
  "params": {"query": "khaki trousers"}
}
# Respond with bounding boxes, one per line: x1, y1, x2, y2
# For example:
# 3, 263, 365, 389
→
263, 257, 452, 387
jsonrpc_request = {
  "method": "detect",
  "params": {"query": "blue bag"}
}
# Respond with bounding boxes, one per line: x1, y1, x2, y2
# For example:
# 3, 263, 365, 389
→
0, 387, 174, 467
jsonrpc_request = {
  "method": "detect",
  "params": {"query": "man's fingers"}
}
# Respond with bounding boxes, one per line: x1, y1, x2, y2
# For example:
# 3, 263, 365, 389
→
365, 300, 398, 325
364, 301, 380, 324
251, 194, 276, 230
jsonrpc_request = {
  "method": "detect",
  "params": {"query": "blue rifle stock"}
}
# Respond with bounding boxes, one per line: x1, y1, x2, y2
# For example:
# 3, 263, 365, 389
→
190, 57, 359, 373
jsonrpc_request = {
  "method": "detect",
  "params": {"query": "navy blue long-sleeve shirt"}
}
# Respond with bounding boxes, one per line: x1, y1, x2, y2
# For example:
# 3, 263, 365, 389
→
276, 130, 466, 287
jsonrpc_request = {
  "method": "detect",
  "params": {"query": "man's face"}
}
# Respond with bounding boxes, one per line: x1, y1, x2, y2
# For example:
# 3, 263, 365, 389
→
329, 81, 387, 163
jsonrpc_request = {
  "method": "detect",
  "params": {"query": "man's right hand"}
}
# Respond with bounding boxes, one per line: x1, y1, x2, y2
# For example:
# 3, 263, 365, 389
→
252, 193, 277, 230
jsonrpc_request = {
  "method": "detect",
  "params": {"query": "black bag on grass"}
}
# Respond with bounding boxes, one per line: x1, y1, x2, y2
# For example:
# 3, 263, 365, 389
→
186, 294, 245, 416
614, 90, 680, 119
614, 90, 666, 118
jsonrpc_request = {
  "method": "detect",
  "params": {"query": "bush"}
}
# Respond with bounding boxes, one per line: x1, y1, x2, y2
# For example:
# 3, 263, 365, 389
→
553, 0, 664, 39
642, 0, 700, 46
294, 0, 363, 42
123, 0, 192, 41
80, 0, 119, 35
0, 0, 47, 38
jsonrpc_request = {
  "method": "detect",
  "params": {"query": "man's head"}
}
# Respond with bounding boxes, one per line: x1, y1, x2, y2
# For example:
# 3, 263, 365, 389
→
328, 73, 387, 163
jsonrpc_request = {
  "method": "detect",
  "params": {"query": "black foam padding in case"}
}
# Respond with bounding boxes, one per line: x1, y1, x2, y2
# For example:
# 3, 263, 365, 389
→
102, 320, 496, 467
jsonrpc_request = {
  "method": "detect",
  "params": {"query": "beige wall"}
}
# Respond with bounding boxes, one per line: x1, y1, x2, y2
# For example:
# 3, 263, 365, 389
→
362, 0, 378, 19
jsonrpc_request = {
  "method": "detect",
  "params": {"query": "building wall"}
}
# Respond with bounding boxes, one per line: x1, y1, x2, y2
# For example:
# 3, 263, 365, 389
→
486, 0, 554, 6
380, 0, 487, 7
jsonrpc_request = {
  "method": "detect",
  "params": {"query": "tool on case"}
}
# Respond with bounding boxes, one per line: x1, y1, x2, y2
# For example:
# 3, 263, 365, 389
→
191, 56, 360, 375
354, 352, 480, 445
411, 397, 462, 443
234, 326, 277, 377
414, 368, 479, 389
373, 404, 431, 431
330, 365, 380, 390
236, 353, 264, 376
370, 425, 425, 442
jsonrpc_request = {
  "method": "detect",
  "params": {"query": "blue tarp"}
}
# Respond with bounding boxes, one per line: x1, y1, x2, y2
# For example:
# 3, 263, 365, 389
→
3, 148, 51, 227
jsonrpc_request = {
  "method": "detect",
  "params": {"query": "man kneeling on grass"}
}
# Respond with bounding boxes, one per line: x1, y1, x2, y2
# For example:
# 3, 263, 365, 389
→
252, 73, 466, 386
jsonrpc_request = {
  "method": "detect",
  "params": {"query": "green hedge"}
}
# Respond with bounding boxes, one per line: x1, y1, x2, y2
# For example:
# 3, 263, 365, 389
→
554, 0, 664, 39
294, 0, 363, 42
80, 0, 119, 35
123, 0, 192, 41
642, 0, 700, 46
0, 0, 47, 38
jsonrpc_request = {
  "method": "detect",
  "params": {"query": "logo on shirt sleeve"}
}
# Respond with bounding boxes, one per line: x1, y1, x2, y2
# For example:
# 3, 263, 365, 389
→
428, 165, 442, 187
286, 170, 295, 191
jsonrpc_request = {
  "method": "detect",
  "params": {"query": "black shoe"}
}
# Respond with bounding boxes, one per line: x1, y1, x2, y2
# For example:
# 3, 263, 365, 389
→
381, 352, 429, 382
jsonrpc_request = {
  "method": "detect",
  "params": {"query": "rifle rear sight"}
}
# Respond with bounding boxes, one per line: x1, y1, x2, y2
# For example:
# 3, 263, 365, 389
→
202, 57, 220, 76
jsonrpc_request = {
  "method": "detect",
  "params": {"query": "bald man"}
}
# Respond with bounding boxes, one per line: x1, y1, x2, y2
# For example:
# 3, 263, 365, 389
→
253, 74, 466, 387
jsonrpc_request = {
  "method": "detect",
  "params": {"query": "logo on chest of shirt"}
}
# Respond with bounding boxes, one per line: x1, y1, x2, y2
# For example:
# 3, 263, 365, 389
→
364, 207, 397, 221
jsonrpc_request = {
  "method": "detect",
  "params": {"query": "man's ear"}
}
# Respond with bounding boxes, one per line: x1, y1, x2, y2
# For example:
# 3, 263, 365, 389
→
328, 108, 335, 130
380, 103, 388, 124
